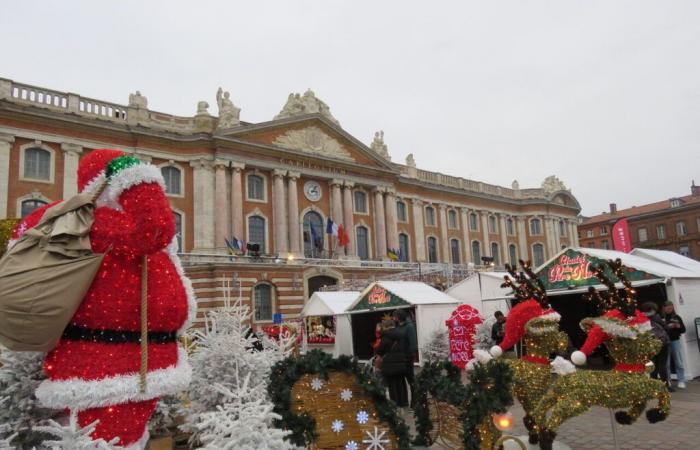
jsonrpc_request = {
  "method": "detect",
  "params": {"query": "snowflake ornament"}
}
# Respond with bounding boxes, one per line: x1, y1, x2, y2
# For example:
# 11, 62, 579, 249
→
340, 388, 353, 402
362, 426, 389, 450
310, 377, 324, 391
345, 440, 359, 450
356, 410, 369, 424
332, 419, 344, 433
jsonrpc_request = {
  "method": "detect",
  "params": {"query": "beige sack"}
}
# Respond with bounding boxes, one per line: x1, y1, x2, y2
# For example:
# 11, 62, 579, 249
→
0, 193, 105, 352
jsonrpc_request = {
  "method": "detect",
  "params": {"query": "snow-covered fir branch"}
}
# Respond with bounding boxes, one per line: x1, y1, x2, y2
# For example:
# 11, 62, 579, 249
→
33, 412, 119, 450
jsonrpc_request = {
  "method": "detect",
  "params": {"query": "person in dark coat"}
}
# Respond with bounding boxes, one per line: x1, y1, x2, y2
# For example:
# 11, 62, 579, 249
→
491, 310, 506, 345
640, 302, 673, 391
376, 319, 409, 407
381, 309, 417, 407
662, 301, 687, 388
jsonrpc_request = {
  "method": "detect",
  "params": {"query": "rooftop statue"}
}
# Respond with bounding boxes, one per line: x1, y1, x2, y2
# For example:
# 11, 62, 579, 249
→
275, 89, 339, 125
370, 130, 390, 160
216, 87, 241, 128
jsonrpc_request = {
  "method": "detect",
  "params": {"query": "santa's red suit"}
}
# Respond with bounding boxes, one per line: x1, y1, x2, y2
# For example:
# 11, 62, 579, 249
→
10, 150, 196, 449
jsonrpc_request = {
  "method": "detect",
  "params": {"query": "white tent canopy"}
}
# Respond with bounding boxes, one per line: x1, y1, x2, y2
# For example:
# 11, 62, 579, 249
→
446, 272, 512, 317
631, 248, 700, 275
301, 291, 359, 358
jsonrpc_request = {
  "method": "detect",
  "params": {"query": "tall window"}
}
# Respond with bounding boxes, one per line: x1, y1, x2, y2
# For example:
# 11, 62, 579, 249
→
600, 225, 608, 236
471, 241, 481, 265
491, 242, 500, 266
248, 215, 266, 253
679, 245, 690, 257
20, 199, 47, 218
671, 199, 681, 208
247, 174, 265, 201
173, 212, 183, 252
427, 237, 438, 263
398, 233, 410, 262
24, 148, 51, 180
559, 220, 566, 237
303, 211, 324, 257
448, 210, 458, 229
530, 218, 542, 235
487, 215, 496, 233
469, 213, 479, 231
354, 191, 367, 213
506, 218, 515, 235
425, 206, 436, 226
508, 244, 517, 266
450, 239, 460, 264
356, 226, 369, 260
676, 221, 687, 236
586, 229, 594, 238
532, 243, 545, 267
396, 201, 407, 222
161, 166, 181, 195
656, 224, 666, 239
254, 284, 273, 321
638, 227, 648, 242
601, 240, 610, 250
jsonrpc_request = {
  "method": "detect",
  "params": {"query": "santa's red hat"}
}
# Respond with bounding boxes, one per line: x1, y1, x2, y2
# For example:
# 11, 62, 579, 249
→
571, 309, 651, 365
490, 299, 560, 357
77, 149, 126, 192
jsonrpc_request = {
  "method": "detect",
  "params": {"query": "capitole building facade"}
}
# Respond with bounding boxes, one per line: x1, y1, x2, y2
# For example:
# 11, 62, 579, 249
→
0, 77, 581, 328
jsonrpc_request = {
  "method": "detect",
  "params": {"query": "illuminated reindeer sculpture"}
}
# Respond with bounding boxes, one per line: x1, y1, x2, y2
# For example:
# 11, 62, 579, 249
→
489, 260, 569, 445
534, 259, 670, 450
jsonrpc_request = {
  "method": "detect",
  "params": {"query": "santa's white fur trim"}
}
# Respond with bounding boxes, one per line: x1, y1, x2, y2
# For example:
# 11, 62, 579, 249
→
590, 317, 639, 339
36, 347, 191, 411
571, 350, 587, 366
166, 237, 198, 335
490, 345, 503, 358
474, 349, 493, 364
106, 164, 165, 204
551, 356, 576, 375
80, 171, 123, 211
635, 321, 652, 332
540, 311, 561, 321
526, 323, 560, 335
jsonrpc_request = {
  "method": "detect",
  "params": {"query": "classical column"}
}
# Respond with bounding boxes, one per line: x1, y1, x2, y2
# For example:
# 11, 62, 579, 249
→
517, 216, 529, 262
438, 205, 450, 263
287, 171, 301, 257
342, 181, 356, 257
553, 217, 562, 252
330, 179, 344, 256
569, 219, 579, 247
480, 211, 490, 261
373, 187, 387, 259
412, 198, 426, 261
61, 143, 82, 198
272, 169, 288, 255
543, 216, 555, 257
230, 162, 245, 240
460, 208, 472, 264
384, 188, 399, 253
498, 213, 509, 265
214, 160, 229, 251
190, 159, 215, 251
0, 134, 15, 219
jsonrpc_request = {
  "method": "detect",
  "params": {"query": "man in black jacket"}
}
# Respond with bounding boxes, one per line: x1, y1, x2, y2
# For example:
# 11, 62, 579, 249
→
662, 301, 687, 389
640, 302, 673, 391
382, 309, 418, 407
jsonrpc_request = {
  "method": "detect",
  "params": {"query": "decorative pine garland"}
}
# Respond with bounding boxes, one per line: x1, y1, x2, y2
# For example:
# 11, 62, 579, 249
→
268, 349, 411, 449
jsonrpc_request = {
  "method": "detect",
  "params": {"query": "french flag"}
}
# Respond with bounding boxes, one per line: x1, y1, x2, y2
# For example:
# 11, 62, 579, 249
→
326, 218, 339, 237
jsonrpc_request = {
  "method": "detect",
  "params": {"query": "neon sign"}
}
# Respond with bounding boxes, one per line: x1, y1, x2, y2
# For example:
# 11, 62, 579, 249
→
367, 285, 389, 305
547, 254, 594, 284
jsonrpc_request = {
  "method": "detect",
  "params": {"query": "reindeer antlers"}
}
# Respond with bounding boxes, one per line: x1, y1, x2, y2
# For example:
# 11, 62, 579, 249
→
583, 258, 637, 317
501, 259, 549, 307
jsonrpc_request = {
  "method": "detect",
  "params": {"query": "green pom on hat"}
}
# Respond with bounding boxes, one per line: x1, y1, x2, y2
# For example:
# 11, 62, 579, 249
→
105, 155, 140, 178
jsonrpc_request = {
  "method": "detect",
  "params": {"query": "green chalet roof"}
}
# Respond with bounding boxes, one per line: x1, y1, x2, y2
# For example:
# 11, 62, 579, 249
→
347, 281, 458, 313
350, 283, 411, 312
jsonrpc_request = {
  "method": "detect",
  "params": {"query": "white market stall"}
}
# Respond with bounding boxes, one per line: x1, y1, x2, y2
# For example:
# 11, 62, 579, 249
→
344, 281, 459, 363
534, 247, 700, 380
446, 271, 513, 318
300, 291, 359, 357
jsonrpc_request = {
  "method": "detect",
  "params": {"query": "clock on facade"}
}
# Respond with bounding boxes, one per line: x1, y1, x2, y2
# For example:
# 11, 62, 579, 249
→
303, 181, 322, 202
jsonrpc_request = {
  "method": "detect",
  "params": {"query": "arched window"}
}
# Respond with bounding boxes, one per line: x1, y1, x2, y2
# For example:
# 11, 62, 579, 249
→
488, 215, 497, 233
247, 174, 265, 201
303, 211, 325, 257
508, 244, 517, 266
248, 215, 266, 253
532, 243, 545, 267
530, 218, 542, 235
20, 199, 47, 218
23, 148, 51, 180
354, 191, 367, 213
425, 206, 436, 226
173, 211, 183, 252
356, 226, 369, 260
559, 220, 566, 237
161, 166, 182, 195
491, 242, 500, 266
471, 241, 481, 265
469, 213, 479, 231
398, 233, 410, 262
506, 218, 515, 235
427, 236, 438, 263
450, 239, 461, 264
448, 210, 458, 229
396, 201, 407, 222
253, 283, 273, 321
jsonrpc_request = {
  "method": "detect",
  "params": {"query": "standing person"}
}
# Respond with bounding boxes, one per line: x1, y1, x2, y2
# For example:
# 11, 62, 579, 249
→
491, 311, 506, 345
640, 302, 673, 392
662, 301, 687, 389
376, 319, 408, 407
382, 309, 418, 407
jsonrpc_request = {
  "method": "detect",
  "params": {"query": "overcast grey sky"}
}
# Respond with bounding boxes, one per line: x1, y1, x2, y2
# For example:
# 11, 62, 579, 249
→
2, 1, 698, 216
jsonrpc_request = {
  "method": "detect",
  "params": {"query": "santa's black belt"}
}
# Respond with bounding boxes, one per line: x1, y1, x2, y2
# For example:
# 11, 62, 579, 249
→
62, 325, 177, 344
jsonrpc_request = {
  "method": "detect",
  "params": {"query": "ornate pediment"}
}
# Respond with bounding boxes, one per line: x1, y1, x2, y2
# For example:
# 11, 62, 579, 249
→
272, 126, 353, 161
275, 89, 340, 125
541, 175, 568, 195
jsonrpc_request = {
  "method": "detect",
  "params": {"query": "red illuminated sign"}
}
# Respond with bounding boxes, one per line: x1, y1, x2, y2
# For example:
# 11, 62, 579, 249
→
547, 254, 594, 284
367, 285, 389, 305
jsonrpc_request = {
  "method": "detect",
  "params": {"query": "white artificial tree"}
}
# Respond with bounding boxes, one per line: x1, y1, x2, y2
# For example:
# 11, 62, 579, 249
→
34, 412, 119, 450
422, 329, 450, 362
473, 316, 496, 351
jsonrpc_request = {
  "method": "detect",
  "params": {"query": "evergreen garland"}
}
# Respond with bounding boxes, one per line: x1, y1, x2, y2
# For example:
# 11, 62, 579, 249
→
268, 350, 410, 449
412, 359, 514, 450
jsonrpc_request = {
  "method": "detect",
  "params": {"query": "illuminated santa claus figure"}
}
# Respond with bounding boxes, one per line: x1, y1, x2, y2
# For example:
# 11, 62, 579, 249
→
11, 149, 196, 449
